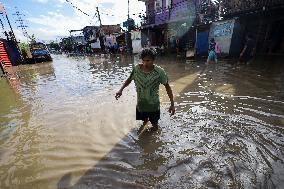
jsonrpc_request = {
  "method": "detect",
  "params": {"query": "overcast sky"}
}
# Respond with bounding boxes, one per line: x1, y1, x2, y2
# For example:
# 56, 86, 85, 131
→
0, 0, 146, 42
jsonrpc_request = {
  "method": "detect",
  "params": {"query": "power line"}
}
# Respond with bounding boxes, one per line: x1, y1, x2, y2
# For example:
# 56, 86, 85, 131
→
65, 0, 91, 17
13, 7, 31, 40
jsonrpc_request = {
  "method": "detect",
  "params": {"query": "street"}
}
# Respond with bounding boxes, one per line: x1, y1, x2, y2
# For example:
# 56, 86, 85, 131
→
0, 54, 284, 188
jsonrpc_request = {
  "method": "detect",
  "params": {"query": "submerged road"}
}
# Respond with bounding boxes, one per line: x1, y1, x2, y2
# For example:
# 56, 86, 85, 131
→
0, 54, 284, 189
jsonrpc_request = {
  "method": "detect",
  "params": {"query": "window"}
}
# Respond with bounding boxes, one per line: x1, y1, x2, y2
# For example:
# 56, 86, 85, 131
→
155, 0, 162, 13
165, 0, 172, 9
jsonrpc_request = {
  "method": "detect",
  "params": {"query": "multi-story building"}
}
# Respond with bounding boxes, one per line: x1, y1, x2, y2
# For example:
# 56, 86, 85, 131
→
139, 0, 198, 52
140, 0, 284, 56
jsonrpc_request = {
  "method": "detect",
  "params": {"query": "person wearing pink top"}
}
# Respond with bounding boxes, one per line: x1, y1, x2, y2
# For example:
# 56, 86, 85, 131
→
215, 42, 222, 62
215, 42, 221, 54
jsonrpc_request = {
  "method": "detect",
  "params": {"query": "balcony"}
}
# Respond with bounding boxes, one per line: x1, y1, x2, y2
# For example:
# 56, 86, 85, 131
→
141, 0, 194, 27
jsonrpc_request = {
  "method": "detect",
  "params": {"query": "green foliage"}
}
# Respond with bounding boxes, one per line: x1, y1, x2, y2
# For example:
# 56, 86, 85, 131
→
50, 41, 60, 50
31, 34, 36, 44
19, 42, 29, 58
61, 38, 73, 51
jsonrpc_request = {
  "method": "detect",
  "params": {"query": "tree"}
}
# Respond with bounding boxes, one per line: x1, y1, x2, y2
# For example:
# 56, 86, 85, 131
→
30, 34, 36, 44
19, 42, 29, 59
50, 41, 60, 50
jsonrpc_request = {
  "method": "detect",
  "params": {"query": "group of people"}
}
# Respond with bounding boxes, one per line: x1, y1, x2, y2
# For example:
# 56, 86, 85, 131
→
207, 34, 255, 64
106, 42, 125, 54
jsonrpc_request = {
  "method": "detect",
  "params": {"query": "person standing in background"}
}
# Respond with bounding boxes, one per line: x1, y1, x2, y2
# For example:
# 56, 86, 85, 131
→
239, 34, 256, 64
207, 38, 217, 64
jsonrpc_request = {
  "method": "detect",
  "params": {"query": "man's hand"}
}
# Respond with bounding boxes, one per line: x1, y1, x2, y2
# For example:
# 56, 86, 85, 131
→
115, 90, 122, 100
168, 105, 175, 116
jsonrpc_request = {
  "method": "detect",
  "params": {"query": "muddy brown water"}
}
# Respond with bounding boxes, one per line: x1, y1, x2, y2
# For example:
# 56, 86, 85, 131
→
0, 54, 283, 189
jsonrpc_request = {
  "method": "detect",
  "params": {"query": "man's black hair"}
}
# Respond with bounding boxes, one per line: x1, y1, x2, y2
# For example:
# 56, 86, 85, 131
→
140, 48, 157, 60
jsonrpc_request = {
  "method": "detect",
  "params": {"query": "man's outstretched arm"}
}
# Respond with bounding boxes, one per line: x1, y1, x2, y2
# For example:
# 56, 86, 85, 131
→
164, 83, 175, 116
115, 78, 132, 100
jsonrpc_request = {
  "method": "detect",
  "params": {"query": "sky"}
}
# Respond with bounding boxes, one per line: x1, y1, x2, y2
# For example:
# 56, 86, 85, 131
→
0, 0, 146, 42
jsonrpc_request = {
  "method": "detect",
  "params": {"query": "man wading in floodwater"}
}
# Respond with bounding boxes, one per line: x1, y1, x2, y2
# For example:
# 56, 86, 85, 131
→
115, 48, 175, 132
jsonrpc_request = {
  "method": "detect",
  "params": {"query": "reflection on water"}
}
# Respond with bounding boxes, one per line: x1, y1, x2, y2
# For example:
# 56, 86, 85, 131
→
0, 54, 283, 189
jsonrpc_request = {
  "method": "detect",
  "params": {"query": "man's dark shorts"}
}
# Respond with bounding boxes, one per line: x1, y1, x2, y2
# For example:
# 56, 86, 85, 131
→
136, 108, 160, 125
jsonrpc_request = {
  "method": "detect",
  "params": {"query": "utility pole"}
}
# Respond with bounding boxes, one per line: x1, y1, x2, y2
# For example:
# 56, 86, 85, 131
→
96, 7, 102, 26
128, 0, 130, 19
96, 7, 105, 53
126, 0, 133, 54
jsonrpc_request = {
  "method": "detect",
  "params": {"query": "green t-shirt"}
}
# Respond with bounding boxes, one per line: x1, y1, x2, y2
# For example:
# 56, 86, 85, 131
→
129, 64, 168, 112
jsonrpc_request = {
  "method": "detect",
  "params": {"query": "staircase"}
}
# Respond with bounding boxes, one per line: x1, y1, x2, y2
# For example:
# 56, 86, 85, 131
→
0, 40, 12, 71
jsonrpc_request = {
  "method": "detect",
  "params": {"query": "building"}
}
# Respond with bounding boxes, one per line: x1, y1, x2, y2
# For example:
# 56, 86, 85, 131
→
82, 25, 122, 52
139, 0, 284, 57
139, 0, 198, 53
101, 24, 122, 36
219, 0, 284, 55
82, 26, 100, 44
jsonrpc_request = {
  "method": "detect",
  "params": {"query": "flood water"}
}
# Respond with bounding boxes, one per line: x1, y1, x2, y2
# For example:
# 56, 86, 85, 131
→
0, 54, 284, 189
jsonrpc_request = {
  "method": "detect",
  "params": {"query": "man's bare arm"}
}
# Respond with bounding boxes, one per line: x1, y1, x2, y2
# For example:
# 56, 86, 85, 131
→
164, 83, 175, 116
115, 78, 132, 100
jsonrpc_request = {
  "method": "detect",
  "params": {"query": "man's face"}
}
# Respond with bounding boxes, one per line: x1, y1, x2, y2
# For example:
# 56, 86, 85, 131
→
142, 56, 154, 67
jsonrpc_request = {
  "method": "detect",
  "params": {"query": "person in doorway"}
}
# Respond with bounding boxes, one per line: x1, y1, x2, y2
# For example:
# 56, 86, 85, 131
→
207, 38, 217, 64
115, 48, 175, 132
239, 34, 255, 64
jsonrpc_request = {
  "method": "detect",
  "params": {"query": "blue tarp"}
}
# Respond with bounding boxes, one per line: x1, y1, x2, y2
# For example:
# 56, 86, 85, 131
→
196, 31, 209, 55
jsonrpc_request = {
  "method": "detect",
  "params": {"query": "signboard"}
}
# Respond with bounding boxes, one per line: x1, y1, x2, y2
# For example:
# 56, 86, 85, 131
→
209, 19, 235, 54
213, 21, 234, 37
123, 19, 134, 30
123, 21, 128, 28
